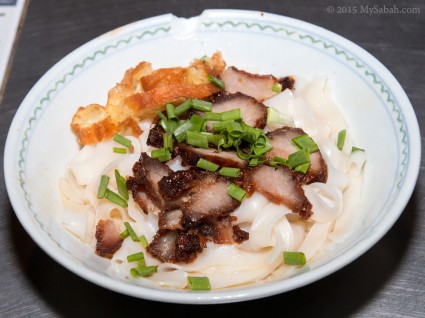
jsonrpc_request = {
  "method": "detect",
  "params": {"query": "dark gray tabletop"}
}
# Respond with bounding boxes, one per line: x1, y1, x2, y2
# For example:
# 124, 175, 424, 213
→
1, 0, 424, 317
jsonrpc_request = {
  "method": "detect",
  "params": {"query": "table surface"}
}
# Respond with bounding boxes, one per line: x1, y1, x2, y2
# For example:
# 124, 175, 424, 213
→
1, 0, 424, 317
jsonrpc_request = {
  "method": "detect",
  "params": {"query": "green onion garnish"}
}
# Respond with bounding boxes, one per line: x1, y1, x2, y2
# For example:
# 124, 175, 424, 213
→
120, 229, 129, 239
220, 108, 242, 121
104, 189, 128, 208
131, 265, 157, 277
283, 251, 306, 266
337, 129, 346, 151
294, 162, 310, 174
292, 134, 319, 152
266, 107, 294, 126
249, 157, 260, 167
157, 111, 176, 134
173, 120, 193, 143
139, 235, 149, 248
137, 258, 147, 268
189, 114, 205, 132
175, 99, 193, 117
287, 149, 310, 169
163, 133, 173, 151
219, 167, 240, 178
205, 112, 222, 121
187, 276, 211, 291
151, 148, 171, 162
186, 131, 209, 149
227, 183, 246, 202
113, 147, 127, 154
272, 83, 282, 93
207, 75, 225, 89
97, 175, 110, 199
252, 137, 273, 156
127, 252, 145, 263
113, 133, 132, 148
124, 222, 139, 242
225, 121, 243, 138
196, 158, 220, 172
114, 169, 129, 201
212, 120, 229, 133
352, 146, 365, 153
192, 99, 212, 112
166, 103, 177, 120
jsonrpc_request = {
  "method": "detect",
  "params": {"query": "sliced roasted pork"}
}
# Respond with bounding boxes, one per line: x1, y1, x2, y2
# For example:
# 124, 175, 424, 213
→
158, 168, 241, 227
177, 144, 247, 169
147, 122, 165, 148
95, 219, 123, 259
147, 229, 203, 263
219, 66, 279, 102
195, 216, 248, 244
158, 209, 184, 230
239, 165, 313, 219
266, 127, 328, 184
126, 153, 171, 213
208, 91, 268, 129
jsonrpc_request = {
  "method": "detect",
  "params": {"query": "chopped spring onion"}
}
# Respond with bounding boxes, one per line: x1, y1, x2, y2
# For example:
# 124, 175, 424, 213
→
292, 134, 319, 152
137, 258, 147, 268
203, 132, 225, 147
221, 108, 241, 121
120, 229, 129, 239
219, 167, 240, 178
157, 111, 172, 134
189, 114, 205, 132
352, 146, 365, 153
249, 157, 261, 167
192, 99, 212, 112
196, 158, 220, 172
173, 120, 193, 143
186, 131, 209, 149
163, 133, 173, 151
187, 276, 211, 291
151, 148, 171, 162
124, 222, 139, 242
166, 103, 177, 120
113, 147, 127, 154
113, 133, 132, 148
131, 265, 157, 277
174, 99, 193, 117
294, 162, 310, 174
114, 169, 129, 201
287, 149, 310, 169
337, 129, 346, 150
127, 252, 145, 263
252, 137, 273, 156
273, 156, 288, 165
272, 83, 282, 93
105, 189, 128, 208
212, 120, 229, 133
205, 112, 222, 121
283, 251, 306, 266
97, 175, 110, 199
225, 121, 243, 138
266, 107, 294, 126
207, 75, 225, 89
241, 124, 262, 144
227, 183, 246, 201
139, 235, 149, 248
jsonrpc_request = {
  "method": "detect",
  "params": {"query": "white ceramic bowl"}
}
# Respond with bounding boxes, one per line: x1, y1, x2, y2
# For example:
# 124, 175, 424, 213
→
4, 9, 420, 304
